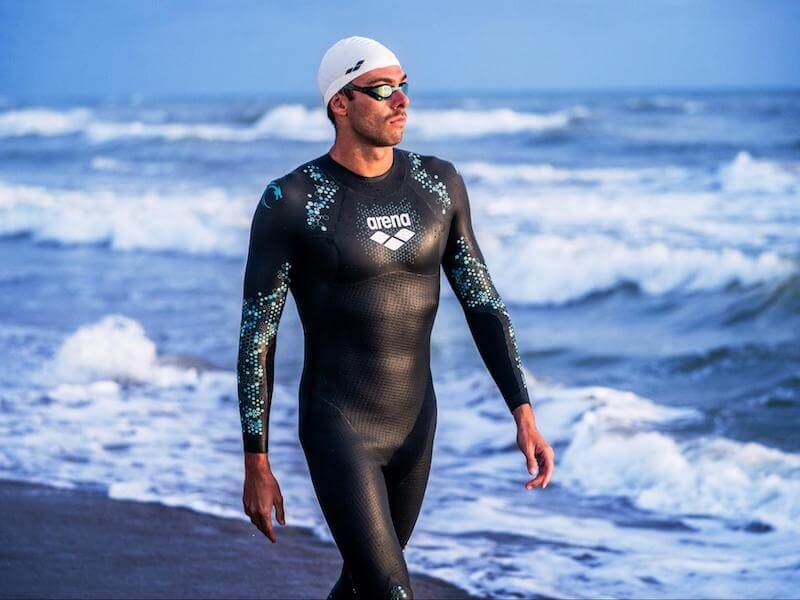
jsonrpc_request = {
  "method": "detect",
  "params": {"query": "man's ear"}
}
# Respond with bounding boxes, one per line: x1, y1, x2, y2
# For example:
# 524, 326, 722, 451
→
329, 93, 348, 118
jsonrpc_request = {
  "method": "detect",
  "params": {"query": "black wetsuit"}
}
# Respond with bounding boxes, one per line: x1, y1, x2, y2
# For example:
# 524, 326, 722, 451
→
236, 147, 530, 599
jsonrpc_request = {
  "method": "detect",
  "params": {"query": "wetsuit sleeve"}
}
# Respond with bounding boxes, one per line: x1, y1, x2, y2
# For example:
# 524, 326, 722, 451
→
236, 181, 294, 453
441, 166, 531, 412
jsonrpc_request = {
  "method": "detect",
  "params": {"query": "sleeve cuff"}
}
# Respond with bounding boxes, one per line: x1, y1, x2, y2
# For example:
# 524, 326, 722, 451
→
504, 388, 532, 413
243, 433, 268, 454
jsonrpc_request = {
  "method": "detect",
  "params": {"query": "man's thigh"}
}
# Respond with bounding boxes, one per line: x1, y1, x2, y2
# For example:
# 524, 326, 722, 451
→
302, 397, 412, 596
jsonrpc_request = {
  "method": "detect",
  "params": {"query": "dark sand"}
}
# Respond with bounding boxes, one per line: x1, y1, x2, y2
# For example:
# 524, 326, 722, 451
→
0, 480, 481, 599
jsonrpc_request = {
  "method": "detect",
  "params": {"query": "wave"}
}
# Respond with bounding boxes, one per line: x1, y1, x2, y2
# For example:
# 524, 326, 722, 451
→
2, 178, 795, 303
435, 370, 800, 534
537, 381, 800, 533
625, 95, 705, 114
0, 314, 322, 532
458, 150, 800, 194
45, 315, 202, 387
86, 104, 332, 143
409, 104, 589, 138
478, 234, 796, 305
719, 151, 800, 194
0, 107, 93, 137
719, 273, 800, 325
2, 315, 799, 599
0, 105, 332, 142
663, 341, 797, 377
90, 156, 175, 175
458, 160, 690, 187
0, 104, 590, 142
12, 315, 800, 539
0, 180, 249, 256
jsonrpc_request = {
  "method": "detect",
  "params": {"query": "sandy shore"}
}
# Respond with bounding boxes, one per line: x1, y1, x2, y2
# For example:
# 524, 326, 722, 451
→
0, 479, 480, 599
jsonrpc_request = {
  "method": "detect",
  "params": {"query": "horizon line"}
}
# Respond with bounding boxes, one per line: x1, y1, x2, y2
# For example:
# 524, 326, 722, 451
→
3, 83, 799, 104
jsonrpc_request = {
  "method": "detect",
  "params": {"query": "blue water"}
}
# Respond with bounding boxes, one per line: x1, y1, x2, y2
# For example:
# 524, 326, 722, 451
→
1, 89, 799, 598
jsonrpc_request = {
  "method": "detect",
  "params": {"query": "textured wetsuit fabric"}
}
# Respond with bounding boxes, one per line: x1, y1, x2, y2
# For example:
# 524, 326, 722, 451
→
236, 148, 530, 598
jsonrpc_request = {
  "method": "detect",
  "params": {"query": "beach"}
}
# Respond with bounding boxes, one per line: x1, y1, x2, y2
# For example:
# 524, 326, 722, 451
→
0, 479, 478, 599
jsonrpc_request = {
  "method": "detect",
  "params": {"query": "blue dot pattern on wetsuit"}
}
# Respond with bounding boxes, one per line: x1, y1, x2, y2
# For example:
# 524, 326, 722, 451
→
237, 260, 291, 438
236, 147, 531, 598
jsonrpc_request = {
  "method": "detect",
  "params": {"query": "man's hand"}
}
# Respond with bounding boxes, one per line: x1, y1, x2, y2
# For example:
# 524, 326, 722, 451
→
243, 452, 285, 542
512, 403, 555, 490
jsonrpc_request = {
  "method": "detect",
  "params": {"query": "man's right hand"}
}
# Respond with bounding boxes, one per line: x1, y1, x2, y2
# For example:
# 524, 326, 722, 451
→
242, 452, 285, 543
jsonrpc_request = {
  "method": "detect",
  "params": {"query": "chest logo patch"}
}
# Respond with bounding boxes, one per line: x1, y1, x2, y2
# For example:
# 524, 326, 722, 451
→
366, 212, 416, 251
355, 198, 422, 264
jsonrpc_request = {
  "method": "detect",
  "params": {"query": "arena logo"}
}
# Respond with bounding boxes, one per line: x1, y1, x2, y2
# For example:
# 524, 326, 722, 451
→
366, 213, 412, 230
366, 212, 415, 251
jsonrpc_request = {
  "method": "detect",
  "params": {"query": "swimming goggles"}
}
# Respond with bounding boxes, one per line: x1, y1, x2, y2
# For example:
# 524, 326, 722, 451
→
343, 81, 409, 101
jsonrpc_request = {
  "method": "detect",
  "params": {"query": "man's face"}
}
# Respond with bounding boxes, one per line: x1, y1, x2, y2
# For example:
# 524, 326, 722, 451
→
337, 65, 409, 147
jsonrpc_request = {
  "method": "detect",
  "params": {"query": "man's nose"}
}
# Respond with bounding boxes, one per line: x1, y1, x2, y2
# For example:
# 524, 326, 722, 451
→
390, 89, 409, 108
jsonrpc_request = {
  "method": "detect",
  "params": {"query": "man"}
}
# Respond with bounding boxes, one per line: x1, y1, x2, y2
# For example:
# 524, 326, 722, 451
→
237, 36, 554, 600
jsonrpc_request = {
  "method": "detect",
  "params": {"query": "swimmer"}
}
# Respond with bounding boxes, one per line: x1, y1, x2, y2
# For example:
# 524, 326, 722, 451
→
237, 36, 555, 599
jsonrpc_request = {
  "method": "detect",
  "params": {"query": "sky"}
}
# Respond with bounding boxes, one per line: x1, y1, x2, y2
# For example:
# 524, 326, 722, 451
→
1, 0, 799, 99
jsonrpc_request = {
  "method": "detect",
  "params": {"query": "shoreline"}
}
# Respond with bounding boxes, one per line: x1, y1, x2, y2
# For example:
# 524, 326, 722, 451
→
0, 479, 480, 599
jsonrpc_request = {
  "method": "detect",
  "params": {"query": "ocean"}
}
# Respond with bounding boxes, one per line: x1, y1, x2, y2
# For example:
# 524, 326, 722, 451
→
0, 89, 798, 598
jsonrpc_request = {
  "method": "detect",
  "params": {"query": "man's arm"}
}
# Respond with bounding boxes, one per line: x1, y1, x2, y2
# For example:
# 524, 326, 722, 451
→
441, 163, 554, 490
441, 165, 530, 413
237, 180, 294, 454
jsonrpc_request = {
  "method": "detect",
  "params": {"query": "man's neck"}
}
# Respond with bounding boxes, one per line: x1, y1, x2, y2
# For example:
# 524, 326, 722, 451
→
328, 139, 394, 178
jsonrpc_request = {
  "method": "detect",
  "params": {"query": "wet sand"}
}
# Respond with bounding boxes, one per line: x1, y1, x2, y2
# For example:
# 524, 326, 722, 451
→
0, 479, 480, 599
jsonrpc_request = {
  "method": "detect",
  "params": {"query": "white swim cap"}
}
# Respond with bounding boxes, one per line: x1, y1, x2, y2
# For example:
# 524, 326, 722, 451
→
318, 36, 402, 108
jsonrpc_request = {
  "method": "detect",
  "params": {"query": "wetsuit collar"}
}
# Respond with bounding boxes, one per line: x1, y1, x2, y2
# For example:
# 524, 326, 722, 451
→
316, 148, 408, 197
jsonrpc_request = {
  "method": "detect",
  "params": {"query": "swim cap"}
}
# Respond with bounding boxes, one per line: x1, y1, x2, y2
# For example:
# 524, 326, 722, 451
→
318, 36, 402, 108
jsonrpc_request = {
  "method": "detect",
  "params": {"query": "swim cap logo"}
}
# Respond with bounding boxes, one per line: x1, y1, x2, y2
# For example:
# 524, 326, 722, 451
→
366, 212, 415, 251
345, 59, 365, 74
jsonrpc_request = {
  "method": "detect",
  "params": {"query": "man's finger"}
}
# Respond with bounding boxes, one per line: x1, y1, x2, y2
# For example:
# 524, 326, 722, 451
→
261, 511, 276, 543
253, 510, 269, 539
253, 512, 267, 536
525, 474, 545, 489
539, 468, 552, 489
526, 451, 537, 475
543, 455, 555, 488
275, 495, 286, 526
544, 447, 556, 486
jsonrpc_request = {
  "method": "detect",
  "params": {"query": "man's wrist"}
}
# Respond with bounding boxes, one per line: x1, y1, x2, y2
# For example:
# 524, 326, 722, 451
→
512, 402, 537, 429
244, 450, 271, 472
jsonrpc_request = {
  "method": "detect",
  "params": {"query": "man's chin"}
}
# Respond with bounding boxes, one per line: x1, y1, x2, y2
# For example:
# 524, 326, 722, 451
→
355, 126, 404, 147
370, 133, 403, 147
384, 128, 404, 146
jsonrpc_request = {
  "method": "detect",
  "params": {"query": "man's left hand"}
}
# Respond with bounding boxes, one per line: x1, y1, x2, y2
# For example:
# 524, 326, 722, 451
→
512, 404, 554, 490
